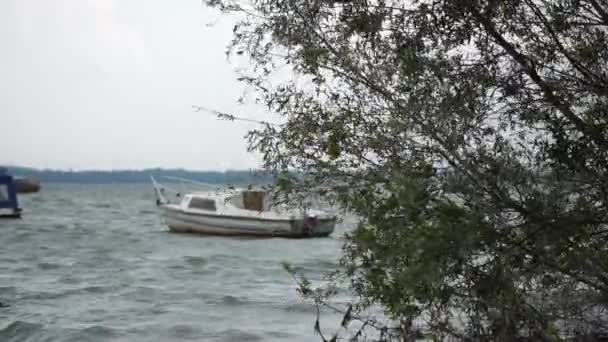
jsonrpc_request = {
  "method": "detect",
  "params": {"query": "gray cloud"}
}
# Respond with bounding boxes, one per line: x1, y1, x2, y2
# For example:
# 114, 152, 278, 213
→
0, 0, 264, 171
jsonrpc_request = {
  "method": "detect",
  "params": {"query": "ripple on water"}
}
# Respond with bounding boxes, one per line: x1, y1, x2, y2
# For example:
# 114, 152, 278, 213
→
82, 285, 114, 294
168, 324, 203, 339
37, 262, 63, 270
68, 325, 118, 340
166, 263, 190, 272
55, 197, 74, 206
6, 231, 34, 244
126, 286, 161, 304
206, 254, 244, 264
0, 257, 19, 264
29, 196, 44, 203
9, 266, 33, 274
292, 259, 339, 275
265, 330, 297, 339
92, 203, 113, 209
21, 285, 117, 301
51, 223, 69, 230
138, 209, 156, 215
0, 286, 17, 297
284, 302, 317, 314
0, 321, 43, 342
213, 329, 264, 342
183, 255, 208, 267
215, 295, 247, 306
58, 275, 81, 285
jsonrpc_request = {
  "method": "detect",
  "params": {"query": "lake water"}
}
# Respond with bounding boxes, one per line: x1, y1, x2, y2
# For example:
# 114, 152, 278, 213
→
0, 184, 352, 341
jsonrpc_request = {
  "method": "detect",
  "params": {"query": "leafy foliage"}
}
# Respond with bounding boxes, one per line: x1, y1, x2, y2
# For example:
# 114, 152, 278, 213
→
205, 0, 608, 340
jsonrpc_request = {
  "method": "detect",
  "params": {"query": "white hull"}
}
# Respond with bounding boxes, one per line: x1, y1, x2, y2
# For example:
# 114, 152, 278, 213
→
160, 205, 335, 238
0, 208, 20, 218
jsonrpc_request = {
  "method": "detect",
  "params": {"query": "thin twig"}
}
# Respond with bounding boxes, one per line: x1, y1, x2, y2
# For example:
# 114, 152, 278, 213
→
192, 105, 276, 125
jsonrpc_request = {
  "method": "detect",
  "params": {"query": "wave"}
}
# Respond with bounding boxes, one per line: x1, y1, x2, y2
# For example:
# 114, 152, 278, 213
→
70, 325, 118, 340
290, 259, 340, 275
218, 294, 246, 306
214, 328, 264, 342
37, 262, 62, 270
0, 286, 17, 296
167, 324, 202, 339
283, 302, 318, 314
20, 285, 117, 300
183, 255, 208, 267
0, 321, 122, 342
91, 203, 114, 209
0, 321, 44, 342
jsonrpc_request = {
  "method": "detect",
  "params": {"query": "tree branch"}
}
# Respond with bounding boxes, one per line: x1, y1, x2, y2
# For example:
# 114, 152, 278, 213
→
469, 4, 607, 149
588, 0, 608, 25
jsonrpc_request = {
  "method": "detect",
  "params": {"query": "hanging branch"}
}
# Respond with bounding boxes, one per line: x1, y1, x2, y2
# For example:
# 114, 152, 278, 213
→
192, 105, 276, 126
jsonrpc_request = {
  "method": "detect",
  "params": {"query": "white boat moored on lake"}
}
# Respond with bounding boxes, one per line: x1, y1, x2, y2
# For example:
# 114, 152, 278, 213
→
151, 177, 336, 238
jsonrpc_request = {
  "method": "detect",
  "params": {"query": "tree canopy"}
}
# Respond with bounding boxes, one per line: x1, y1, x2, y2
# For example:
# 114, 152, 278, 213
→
204, 0, 608, 340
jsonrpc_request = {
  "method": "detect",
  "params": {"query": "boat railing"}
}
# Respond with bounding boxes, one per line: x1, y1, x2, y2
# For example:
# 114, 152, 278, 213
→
150, 176, 243, 206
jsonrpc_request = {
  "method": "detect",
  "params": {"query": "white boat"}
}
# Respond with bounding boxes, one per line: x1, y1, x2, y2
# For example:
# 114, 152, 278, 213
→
151, 177, 336, 238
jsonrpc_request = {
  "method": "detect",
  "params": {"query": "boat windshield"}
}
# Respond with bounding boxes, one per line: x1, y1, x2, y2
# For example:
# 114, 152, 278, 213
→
0, 185, 7, 201
188, 197, 216, 211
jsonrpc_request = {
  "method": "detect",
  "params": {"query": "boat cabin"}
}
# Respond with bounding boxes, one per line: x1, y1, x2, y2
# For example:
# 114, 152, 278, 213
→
227, 190, 270, 211
179, 190, 272, 213
0, 173, 21, 218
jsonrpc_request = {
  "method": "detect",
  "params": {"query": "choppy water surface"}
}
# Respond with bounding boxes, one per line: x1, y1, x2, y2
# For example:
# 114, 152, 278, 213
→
0, 184, 352, 341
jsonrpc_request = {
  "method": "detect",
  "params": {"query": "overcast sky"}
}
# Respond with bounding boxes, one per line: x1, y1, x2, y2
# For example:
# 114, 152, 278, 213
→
0, 0, 268, 171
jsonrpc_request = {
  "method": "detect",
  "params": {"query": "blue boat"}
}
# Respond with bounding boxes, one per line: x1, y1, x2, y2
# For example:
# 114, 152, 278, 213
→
0, 168, 21, 218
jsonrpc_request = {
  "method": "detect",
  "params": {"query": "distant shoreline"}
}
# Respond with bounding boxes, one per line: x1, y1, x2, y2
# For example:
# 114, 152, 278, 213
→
4, 166, 273, 185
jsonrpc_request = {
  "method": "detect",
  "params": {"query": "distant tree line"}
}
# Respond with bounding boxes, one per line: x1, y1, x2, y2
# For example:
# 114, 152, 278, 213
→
4, 166, 272, 185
